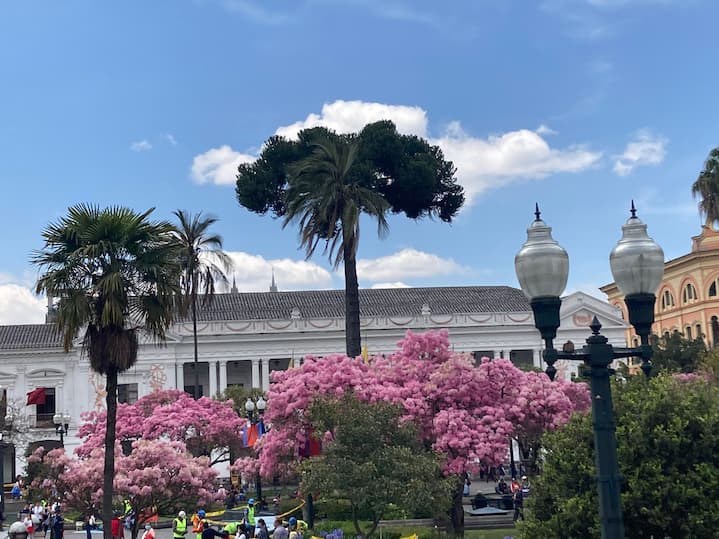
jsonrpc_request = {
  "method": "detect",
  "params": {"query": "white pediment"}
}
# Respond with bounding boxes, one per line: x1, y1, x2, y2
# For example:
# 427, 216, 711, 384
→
560, 291, 628, 330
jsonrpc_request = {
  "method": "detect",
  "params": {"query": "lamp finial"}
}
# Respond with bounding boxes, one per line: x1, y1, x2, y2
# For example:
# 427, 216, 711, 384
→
534, 203, 541, 221
630, 200, 637, 219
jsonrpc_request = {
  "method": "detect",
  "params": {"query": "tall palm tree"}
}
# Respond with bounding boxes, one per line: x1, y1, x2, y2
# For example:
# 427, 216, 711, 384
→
692, 147, 719, 226
172, 210, 233, 399
33, 204, 181, 539
284, 136, 390, 357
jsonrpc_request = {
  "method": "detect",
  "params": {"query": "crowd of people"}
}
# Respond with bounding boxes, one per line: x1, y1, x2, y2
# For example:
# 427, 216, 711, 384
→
170, 498, 306, 539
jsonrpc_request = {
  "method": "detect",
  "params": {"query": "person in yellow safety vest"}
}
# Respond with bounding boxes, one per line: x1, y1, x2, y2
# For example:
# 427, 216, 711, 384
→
243, 499, 256, 537
173, 511, 189, 539
222, 522, 242, 537
192, 510, 207, 539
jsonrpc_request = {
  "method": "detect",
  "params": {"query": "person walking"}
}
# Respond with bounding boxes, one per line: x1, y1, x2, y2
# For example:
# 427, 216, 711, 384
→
49, 508, 64, 539
141, 524, 155, 539
111, 512, 124, 539
243, 499, 256, 538
173, 511, 189, 539
254, 520, 269, 539
192, 510, 207, 539
271, 519, 287, 539
513, 488, 524, 522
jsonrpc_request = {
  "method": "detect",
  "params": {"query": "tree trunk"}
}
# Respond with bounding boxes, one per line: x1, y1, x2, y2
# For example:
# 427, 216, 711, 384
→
102, 369, 118, 539
192, 293, 199, 399
302, 493, 314, 530
448, 478, 465, 537
343, 241, 361, 358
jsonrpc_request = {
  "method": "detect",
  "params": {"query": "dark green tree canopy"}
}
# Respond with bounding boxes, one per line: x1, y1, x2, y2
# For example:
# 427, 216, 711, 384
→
300, 393, 451, 538
236, 121, 464, 223
521, 374, 719, 539
650, 332, 706, 374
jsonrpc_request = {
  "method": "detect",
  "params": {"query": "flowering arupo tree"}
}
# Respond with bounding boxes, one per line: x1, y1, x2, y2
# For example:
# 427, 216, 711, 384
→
241, 329, 589, 535
30, 440, 220, 539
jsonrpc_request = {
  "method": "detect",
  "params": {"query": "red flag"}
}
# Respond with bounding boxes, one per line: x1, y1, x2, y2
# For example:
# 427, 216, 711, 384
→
26, 387, 46, 405
247, 423, 259, 447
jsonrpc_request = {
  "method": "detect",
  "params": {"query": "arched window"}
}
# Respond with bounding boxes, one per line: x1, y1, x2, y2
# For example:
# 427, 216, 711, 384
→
710, 281, 717, 298
712, 316, 719, 349
682, 283, 698, 304
660, 289, 675, 311
696, 323, 703, 339
686, 326, 693, 339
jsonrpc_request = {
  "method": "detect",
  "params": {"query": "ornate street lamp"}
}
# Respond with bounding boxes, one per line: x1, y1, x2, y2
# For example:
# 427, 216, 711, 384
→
244, 396, 266, 503
53, 411, 71, 446
515, 202, 664, 539
0, 409, 13, 519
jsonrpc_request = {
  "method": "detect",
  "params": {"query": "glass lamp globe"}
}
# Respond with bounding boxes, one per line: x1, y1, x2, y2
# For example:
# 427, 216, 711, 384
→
515, 207, 569, 300
610, 206, 664, 296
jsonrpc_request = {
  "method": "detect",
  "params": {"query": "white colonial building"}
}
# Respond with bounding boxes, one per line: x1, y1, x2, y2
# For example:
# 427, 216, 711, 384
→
0, 285, 626, 478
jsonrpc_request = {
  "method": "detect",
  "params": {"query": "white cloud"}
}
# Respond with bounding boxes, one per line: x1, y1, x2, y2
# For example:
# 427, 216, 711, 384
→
194, 100, 601, 204
165, 134, 178, 145
191, 145, 256, 186
536, 124, 558, 135
370, 281, 410, 289
613, 130, 667, 176
356, 248, 465, 282
224, 252, 333, 291
130, 140, 152, 152
435, 121, 601, 204
0, 283, 46, 325
274, 100, 428, 139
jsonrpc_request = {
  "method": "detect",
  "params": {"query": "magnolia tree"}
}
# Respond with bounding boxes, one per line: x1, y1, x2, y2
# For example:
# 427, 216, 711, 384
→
235, 330, 589, 535
30, 440, 221, 539
77, 390, 244, 464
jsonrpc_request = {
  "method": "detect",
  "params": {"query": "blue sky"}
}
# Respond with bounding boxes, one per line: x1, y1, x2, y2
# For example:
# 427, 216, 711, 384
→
1, 0, 716, 324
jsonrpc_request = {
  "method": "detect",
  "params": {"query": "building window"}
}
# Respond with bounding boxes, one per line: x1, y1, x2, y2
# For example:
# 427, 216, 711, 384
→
660, 290, 675, 311
683, 283, 698, 304
696, 323, 703, 339
184, 385, 204, 397
686, 326, 693, 339
713, 317, 719, 349
36, 388, 56, 427
117, 383, 138, 404
710, 282, 717, 298
509, 349, 534, 370
472, 351, 495, 365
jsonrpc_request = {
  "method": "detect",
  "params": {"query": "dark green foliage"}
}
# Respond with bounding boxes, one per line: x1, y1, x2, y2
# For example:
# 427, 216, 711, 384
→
650, 332, 706, 374
236, 122, 463, 223
300, 394, 451, 538
520, 375, 719, 539
235, 122, 463, 358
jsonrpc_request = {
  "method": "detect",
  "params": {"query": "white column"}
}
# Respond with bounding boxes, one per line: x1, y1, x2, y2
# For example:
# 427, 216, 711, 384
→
493, 350, 500, 359
176, 362, 185, 392
251, 359, 260, 389
209, 360, 218, 397
261, 358, 270, 392
219, 361, 228, 393
533, 349, 543, 369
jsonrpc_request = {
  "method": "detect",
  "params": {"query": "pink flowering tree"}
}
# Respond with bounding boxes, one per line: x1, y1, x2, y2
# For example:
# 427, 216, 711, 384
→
506, 372, 591, 472
30, 440, 220, 539
243, 329, 590, 535
78, 390, 244, 464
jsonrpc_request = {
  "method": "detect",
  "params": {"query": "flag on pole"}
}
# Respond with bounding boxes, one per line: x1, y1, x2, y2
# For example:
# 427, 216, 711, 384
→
26, 387, 46, 405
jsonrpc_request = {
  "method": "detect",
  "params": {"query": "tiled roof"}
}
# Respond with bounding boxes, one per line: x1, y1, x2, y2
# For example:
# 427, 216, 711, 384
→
192, 286, 530, 321
0, 287, 531, 348
0, 324, 63, 350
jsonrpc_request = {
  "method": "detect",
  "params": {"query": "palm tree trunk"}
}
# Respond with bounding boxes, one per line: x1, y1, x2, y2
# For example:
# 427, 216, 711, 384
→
343, 241, 361, 358
102, 368, 118, 539
192, 293, 199, 399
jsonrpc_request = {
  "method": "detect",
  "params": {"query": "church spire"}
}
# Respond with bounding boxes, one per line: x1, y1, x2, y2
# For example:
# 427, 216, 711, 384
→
230, 275, 238, 294
270, 268, 278, 293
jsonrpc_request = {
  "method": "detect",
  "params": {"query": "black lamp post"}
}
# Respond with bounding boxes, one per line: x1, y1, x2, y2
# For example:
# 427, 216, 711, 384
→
244, 396, 266, 503
53, 411, 71, 446
515, 203, 664, 539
